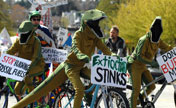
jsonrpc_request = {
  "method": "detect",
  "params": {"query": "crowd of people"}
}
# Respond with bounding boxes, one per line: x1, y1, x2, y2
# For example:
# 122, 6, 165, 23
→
0, 9, 174, 108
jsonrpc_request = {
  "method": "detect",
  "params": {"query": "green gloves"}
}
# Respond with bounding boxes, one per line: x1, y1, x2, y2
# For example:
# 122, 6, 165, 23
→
76, 53, 90, 63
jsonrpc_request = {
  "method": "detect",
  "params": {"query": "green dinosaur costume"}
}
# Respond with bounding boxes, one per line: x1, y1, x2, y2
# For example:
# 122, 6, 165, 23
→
7, 20, 45, 95
12, 9, 112, 108
128, 16, 173, 108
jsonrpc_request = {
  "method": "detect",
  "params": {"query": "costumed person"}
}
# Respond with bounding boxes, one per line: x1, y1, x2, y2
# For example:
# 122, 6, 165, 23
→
29, 11, 56, 48
29, 10, 58, 76
106, 25, 126, 57
12, 9, 113, 108
127, 16, 173, 108
6, 20, 45, 96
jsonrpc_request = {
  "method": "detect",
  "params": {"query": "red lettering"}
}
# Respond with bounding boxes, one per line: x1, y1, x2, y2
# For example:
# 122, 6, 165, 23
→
173, 57, 176, 66
2, 56, 8, 63
1, 56, 16, 65
167, 60, 175, 70
161, 64, 169, 74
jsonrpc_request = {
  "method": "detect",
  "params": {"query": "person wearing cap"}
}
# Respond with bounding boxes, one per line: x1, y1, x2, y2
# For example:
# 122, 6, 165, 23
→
12, 9, 114, 108
127, 16, 173, 108
29, 11, 56, 48
6, 20, 45, 96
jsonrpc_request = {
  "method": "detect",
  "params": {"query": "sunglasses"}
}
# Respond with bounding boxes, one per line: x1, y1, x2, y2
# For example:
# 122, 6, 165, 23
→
32, 18, 41, 21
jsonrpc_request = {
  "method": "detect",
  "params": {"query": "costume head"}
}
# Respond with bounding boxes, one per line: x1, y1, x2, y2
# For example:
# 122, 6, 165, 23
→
81, 9, 107, 38
29, 11, 41, 27
18, 20, 34, 44
150, 16, 163, 43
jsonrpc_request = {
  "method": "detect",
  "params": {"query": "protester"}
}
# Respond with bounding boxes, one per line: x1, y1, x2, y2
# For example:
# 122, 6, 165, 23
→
29, 11, 56, 48
12, 9, 114, 108
106, 25, 126, 57
6, 20, 45, 96
127, 16, 173, 108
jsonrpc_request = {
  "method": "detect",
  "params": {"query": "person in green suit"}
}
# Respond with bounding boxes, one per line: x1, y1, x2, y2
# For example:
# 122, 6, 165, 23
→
12, 9, 113, 108
128, 16, 173, 108
7, 20, 45, 96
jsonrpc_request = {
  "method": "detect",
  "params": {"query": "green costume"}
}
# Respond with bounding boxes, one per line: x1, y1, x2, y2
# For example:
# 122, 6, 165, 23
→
12, 9, 112, 108
128, 17, 173, 108
7, 20, 45, 95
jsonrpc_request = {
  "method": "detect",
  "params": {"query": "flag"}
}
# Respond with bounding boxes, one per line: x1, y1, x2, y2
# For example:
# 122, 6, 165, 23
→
63, 34, 72, 47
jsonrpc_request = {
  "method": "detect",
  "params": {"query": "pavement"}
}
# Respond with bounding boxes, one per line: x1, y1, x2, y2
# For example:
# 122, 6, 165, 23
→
0, 84, 175, 108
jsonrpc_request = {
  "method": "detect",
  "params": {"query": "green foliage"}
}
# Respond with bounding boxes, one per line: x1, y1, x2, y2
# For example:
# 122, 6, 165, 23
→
0, 1, 14, 36
60, 17, 69, 28
115, 0, 176, 46
96, 0, 127, 38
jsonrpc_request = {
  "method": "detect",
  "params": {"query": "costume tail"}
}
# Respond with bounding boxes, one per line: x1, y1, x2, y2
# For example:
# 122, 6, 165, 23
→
12, 62, 68, 108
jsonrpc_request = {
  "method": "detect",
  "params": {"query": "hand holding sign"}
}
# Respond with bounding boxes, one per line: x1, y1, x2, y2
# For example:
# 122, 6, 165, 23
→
0, 54, 31, 81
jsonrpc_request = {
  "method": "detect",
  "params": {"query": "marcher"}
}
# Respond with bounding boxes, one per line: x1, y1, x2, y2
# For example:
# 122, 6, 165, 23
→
106, 25, 126, 57
29, 11, 56, 48
7, 20, 45, 96
127, 16, 173, 108
12, 9, 113, 108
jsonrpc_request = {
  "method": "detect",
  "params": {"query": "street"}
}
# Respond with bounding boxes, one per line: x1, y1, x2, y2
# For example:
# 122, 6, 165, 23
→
0, 84, 175, 108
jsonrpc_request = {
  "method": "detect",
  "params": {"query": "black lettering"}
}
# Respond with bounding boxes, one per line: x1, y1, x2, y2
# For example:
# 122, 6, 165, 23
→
95, 67, 103, 82
109, 70, 116, 83
162, 55, 167, 62
104, 69, 109, 83
121, 73, 127, 86
116, 72, 121, 85
168, 68, 176, 81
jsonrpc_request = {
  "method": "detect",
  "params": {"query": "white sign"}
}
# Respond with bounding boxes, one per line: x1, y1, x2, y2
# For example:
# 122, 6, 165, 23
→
157, 48, 176, 83
0, 54, 31, 81
57, 27, 68, 46
0, 27, 12, 46
91, 54, 127, 88
41, 47, 67, 63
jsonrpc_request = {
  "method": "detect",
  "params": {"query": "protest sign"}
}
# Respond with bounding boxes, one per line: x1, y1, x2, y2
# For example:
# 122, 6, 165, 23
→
42, 47, 67, 63
0, 54, 31, 81
157, 48, 176, 83
91, 54, 127, 88
0, 27, 12, 46
57, 27, 68, 46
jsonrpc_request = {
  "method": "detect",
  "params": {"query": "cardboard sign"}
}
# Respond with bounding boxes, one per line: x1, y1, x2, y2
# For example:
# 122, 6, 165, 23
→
91, 54, 127, 88
157, 48, 176, 83
0, 54, 31, 81
42, 47, 67, 63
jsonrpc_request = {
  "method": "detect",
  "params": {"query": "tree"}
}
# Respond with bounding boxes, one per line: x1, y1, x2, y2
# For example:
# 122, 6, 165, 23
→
115, 0, 176, 46
0, 1, 14, 35
96, 0, 127, 37
9, 4, 28, 28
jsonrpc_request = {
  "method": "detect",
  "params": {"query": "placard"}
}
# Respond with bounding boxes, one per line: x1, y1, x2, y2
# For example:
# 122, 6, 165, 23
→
157, 48, 176, 83
91, 54, 127, 88
42, 47, 67, 63
0, 54, 31, 81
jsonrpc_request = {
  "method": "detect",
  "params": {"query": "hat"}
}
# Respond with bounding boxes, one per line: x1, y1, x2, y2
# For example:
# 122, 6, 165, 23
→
18, 20, 34, 33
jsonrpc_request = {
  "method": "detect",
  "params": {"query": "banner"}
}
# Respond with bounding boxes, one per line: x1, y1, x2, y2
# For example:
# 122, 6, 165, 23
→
91, 54, 127, 88
157, 48, 176, 83
0, 54, 31, 81
42, 47, 67, 63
